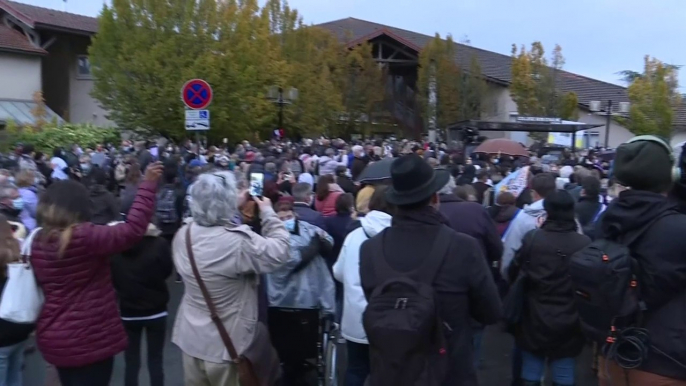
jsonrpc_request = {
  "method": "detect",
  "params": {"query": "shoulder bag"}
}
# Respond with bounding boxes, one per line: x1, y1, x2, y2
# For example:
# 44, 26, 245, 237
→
185, 224, 281, 386
0, 227, 44, 324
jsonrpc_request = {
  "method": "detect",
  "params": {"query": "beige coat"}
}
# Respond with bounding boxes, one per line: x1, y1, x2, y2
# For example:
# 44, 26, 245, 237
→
171, 207, 290, 364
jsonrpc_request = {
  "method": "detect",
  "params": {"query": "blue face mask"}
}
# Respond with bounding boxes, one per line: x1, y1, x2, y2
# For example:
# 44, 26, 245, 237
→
12, 198, 24, 211
284, 218, 296, 232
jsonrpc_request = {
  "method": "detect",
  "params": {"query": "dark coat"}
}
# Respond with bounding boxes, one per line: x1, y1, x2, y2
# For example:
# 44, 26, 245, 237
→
324, 213, 354, 266
488, 205, 520, 238
294, 202, 327, 231
597, 190, 686, 380
111, 229, 173, 318
508, 222, 591, 359
89, 184, 119, 225
351, 156, 368, 181
31, 181, 156, 368
360, 207, 502, 386
336, 175, 358, 196
439, 194, 503, 271
472, 181, 492, 206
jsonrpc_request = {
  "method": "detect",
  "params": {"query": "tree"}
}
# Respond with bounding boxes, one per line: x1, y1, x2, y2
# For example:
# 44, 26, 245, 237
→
90, 0, 281, 141
510, 42, 579, 139
336, 42, 386, 136
263, 0, 344, 138
417, 34, 488, 130
624, 56, 681, 137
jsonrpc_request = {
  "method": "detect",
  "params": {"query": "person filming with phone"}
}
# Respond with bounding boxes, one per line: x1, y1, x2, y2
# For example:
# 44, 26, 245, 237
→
172, 170, 290, 386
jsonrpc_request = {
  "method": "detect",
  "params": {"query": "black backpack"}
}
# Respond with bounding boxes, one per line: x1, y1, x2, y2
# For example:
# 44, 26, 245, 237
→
569, 212, 672, 345
362, 226, 452, 386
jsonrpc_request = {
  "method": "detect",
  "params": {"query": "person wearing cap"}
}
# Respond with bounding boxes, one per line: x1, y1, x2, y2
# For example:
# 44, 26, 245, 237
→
597, 136, 686, 385
359, 154, 501, 386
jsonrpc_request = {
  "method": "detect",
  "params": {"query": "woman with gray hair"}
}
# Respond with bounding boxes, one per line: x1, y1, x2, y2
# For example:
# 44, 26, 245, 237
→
172, 170, 290, 386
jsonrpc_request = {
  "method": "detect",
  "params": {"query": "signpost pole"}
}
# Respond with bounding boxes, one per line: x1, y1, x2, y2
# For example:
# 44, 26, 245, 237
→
181, 79, 213, 150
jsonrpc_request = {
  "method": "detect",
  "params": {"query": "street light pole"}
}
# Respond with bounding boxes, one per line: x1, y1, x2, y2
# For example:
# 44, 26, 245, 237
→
267, 86, 297, 139
604, 99, 612, 148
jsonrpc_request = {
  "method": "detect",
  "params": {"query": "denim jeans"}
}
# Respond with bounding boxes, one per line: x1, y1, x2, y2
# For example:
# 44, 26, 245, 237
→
345, 341, 370, 386
0, 340, 26, 386
521, 350, 575, 385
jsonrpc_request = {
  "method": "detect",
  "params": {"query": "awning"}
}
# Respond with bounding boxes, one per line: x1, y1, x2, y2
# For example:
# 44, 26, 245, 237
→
0, 99, 64, 126
446, 119, 603, 133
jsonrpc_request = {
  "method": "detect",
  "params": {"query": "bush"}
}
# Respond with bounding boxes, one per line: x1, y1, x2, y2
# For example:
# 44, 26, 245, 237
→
3, 122, 120, 153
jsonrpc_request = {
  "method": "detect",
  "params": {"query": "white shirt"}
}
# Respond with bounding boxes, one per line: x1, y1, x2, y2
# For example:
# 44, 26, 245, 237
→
50, 157, 68, 180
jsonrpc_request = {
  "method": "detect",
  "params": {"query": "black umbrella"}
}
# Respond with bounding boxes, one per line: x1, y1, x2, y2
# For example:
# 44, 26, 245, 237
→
356, 158, 394, 184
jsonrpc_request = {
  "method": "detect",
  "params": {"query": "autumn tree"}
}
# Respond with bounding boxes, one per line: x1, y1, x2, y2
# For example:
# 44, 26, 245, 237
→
335, 42, 385, 136
90, 0, 282, 141
624, 56, 681, 137
510, 43, 579, 119
417, 34, 487, 130
263, 0, 344, 138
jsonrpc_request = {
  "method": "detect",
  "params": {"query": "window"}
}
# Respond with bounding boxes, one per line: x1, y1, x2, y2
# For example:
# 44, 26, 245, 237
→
76, 55, 92, 79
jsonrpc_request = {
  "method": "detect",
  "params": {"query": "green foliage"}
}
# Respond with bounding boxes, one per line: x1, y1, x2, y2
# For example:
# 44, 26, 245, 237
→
89, 0, 390, 141
417, 34, 487, 130
626, 56, 681, 137
510, 42, 580, 140
4, 123, 119, 153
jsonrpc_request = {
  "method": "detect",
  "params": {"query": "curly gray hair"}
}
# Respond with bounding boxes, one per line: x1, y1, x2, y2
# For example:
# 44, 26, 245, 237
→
189, 171, 239, 226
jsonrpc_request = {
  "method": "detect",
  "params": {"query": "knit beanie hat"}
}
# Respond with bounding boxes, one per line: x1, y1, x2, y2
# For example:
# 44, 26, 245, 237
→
614, 137, 673, 193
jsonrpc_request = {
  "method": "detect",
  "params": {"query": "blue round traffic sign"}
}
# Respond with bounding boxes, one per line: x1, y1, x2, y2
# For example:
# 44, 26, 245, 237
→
181, 79, 213, 110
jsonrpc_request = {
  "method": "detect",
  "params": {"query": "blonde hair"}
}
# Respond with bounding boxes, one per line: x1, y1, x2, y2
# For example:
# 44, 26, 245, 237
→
0, 215, 21, 278
15, 169, 35, 188
36, 203, 81, 257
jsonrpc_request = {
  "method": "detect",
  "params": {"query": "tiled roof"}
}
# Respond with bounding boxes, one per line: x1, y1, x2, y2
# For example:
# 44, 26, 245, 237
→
318, 17, 686, 128
0, 23, 45, 54
1, 0, 97, 34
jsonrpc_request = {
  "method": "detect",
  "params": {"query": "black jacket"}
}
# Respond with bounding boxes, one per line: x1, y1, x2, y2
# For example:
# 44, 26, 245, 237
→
509, 222, 591, 359
336, 175, 358, 196
351, 156, 368, 181
597, 190, 686, 380
111, 229, 173, 318
89, 184, 119, 225
360, 207, 501, 386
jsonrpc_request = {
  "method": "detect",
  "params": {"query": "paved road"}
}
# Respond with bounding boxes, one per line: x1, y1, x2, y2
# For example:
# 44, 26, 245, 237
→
25, 279, 598, 385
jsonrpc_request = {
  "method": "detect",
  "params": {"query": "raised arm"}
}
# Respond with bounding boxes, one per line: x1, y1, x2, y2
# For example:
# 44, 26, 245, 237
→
83, 163, 163, 257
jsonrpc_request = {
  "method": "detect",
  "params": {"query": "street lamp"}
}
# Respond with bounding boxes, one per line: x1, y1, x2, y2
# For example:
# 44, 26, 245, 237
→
267, 86, 298, 134
589, 99, 630, 148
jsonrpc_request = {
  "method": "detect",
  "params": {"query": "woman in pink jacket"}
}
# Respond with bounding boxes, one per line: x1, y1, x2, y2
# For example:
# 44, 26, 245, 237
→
315, 174, 343, 217
31, 163, 163, 386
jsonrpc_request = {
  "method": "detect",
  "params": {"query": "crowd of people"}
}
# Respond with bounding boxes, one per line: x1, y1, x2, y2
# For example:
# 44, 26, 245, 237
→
0, 134, 685, 386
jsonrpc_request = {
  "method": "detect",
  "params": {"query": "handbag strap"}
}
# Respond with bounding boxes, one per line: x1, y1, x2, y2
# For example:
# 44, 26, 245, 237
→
185, 224, 241, 363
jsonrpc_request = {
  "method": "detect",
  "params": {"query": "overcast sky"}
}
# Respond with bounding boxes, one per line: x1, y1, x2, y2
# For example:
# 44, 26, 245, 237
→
23, 0, 686, 90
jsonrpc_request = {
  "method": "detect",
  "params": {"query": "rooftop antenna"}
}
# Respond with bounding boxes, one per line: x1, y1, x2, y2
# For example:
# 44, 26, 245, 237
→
63, 0, 67, 12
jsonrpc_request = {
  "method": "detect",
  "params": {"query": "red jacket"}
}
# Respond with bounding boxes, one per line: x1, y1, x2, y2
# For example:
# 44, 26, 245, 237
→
315, 191, 342, 218
31, 181, 157, 368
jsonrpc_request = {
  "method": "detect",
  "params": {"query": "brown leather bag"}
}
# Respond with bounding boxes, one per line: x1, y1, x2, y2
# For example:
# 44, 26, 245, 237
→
185, 225, 282, 386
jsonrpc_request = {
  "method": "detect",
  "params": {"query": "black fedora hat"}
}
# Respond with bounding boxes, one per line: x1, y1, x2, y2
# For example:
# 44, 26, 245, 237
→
386, 154, 450, 206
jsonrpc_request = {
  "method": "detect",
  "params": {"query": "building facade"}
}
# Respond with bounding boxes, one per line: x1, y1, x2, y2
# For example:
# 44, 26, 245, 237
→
0, 0, 109, 127
0, 1, 682, 147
